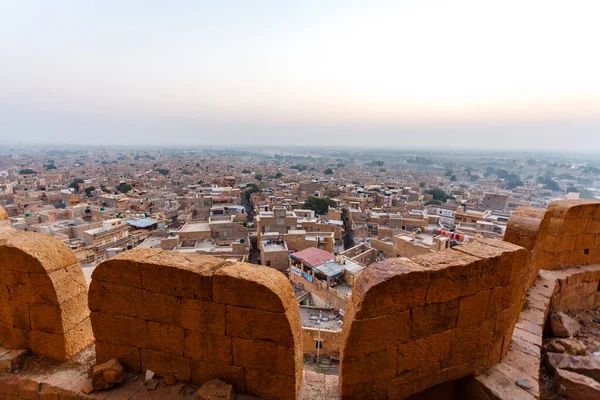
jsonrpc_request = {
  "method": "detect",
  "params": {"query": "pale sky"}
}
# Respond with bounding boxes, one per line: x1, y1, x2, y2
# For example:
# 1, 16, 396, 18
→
1, 1, 599, 150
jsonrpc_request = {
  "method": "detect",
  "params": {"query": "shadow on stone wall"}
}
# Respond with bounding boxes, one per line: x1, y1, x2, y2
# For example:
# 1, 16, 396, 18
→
0, 230, 93, 360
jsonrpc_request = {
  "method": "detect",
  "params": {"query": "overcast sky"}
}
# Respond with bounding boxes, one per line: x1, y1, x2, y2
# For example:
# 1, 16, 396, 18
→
1, 1, 599, 150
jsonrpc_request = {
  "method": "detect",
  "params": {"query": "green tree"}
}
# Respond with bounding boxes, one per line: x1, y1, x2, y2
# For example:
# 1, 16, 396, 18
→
419, 182, 426, 188
505, 174, 524, 189
118, 182, 132, 194
450, 175, 457, 181
19, 169, 35, 175
44, 164, 57, 170
566, 186, 579, 193
255, 173, 263, 181
84, 186, 96, 197
155, 169, 169, 176
274, 172, 283, 179
302, 196, 336, 216
323, 168, 334, 175
69, 182, 80, 191
425, 188, 452, 202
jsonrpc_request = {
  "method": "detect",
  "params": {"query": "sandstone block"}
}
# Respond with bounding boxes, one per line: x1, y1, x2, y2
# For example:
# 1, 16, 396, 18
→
95, 341, 141, 372
243, 368, 297, 400
547, 353, 600, 381
350, 258, 429, 318
141, 252, 221, 299
180, 299, 225, 334
417, 251, 482, 303
0, 230, 78, 273
146, 321, 185, 356
92, 358, 125, 391
9, 300, 30, 330
88, 280, 138, 317
552, 367, 600, 400
141, 349, 191, 382
136, 290, 180, 325
545, 338, 587, 355
91, 249, 152, 287
451, 318, 494, 354
397, 330, 451, 374
196, 379, 234, 400
232, 338, 295, 376
341, 347, 397, 386
411, 298, 459, 341
191, 360, 244, 393
184, 331, 232, 364
213, 263, 294, 313
456, 290, 491, 327
550, 311, 580, 337
30, 291, 89, 334
342, 311, 410, 355
225, 306, 294, 345
90, 312, 146, 348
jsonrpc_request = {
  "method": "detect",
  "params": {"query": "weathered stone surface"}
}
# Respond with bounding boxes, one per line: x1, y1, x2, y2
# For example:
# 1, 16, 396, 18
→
92, 358, 125, 391
243, 368, 297, 400
89, 253, 302, 400
0, 231, 93, 360
196, 378, 234, 400
550, 311, 581, 337
547, 352, 600, 381
552, 367, 600, 400
225, 306, 295, 345
141, 349, 192, 382
340, 239, 531, 399
180, 299, 225, 334
191, 360, 244, 393
96, 341, 141, 372
213, 262, 295, 312
184, 331, 232, 364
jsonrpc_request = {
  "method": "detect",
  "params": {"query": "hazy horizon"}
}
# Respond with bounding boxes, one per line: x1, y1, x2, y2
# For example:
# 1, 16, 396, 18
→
1, 1, 599, 150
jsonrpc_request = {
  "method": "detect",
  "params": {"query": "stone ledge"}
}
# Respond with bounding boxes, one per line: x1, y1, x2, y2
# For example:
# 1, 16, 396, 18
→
464, 264, 600, 400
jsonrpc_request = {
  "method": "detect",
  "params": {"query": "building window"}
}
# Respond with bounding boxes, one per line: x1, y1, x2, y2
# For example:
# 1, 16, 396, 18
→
266, 261, 272, 267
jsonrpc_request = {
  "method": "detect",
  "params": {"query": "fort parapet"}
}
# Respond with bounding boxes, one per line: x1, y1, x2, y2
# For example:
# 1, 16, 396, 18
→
0, 200, 599, 399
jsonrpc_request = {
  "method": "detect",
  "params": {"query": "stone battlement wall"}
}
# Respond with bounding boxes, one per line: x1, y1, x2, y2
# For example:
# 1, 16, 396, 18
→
339, 238, 531, 399
1, 199, 600, 400
0, 231, 93, 360
505, 200, 600, 278
89, 249, 303, 400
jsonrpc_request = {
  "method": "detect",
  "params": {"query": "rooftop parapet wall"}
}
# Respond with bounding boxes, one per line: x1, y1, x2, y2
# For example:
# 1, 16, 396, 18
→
339, 238, 530, 399
88, 250, 303, 400
505, 200, 600, 277
0, 230, 93, 360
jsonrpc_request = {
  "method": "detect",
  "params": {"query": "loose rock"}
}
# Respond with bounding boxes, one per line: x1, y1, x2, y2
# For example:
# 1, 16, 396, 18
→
91, 359, 125, 391
196, 379, 235, 400
164, 374, 177, 386
545, 338, 587, 355
147, 378, 160, 391
552, 368, 600, 400
550, 312, 581, 338
547, 353, 600, 381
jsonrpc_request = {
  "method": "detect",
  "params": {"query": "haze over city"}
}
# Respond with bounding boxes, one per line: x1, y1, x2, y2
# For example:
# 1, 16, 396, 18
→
1, 0, 599, 150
